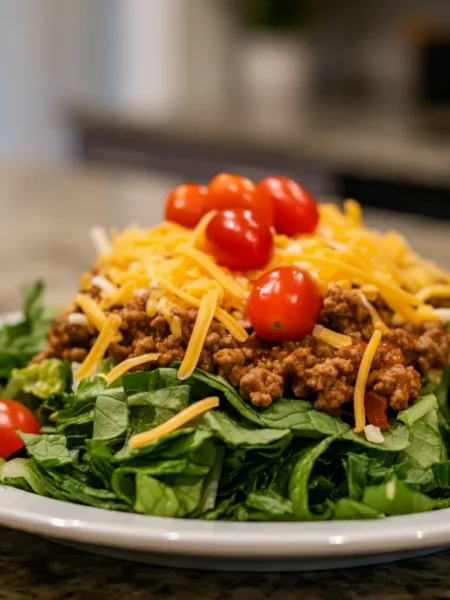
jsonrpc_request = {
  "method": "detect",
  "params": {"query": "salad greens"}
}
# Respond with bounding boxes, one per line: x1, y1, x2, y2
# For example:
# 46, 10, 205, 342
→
0, 282, 54, 387
2, 286, 450, 521
2, 362, 450, 521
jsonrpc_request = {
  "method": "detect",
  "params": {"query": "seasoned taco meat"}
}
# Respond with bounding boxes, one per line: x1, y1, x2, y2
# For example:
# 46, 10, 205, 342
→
36, 286, 449, 415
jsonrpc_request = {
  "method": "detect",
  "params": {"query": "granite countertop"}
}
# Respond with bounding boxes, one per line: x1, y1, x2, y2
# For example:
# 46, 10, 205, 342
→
2, 163, 450, 598
2, 528, 450, 600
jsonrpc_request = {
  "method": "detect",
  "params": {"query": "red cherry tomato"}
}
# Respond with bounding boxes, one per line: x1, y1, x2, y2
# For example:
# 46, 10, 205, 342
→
364, 392, 389, 430
205, 173, 273, 226
165, 183, 209, 229
255, 176, 319, 236
0, 399, 40, 459
247, 266, 322, 341
205, 208, 273, 271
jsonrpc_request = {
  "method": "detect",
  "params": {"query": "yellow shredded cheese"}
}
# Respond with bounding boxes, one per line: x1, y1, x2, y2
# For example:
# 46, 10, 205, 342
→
176, 246, 246, 302
178, 290, 219, 380
170, 315, 183, 338
360, 284, 379, 302
157, 278, 248, 342
365, 301, 390, 334
312, 324, 352, 348
128, 396, 220, 449
74, 293, 122, 342
353, 329, 382, 433
145, 289, 161, 317
289, 253, 419, 317
74, 294, 107, 331
344, 199, 363, 226
189, 210, 217, 247
76, 313, 122, 379
101, 280, 137, 309
104, 353, 160, 383
416, 284, 450, 302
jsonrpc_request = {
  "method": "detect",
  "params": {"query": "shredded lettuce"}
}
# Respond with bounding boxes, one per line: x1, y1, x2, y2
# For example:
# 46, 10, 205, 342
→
2, 362, 450, 521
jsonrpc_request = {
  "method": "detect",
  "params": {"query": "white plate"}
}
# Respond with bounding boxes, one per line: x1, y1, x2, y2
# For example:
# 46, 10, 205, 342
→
0, 486, 448, 570
0, 312, 448, 571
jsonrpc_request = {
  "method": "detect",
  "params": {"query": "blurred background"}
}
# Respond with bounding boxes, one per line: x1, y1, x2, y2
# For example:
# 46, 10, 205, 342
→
1, 0, 450, 310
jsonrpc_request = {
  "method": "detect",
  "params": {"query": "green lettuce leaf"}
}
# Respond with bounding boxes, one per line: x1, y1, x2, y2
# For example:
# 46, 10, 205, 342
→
363, 477, 436, 515
398, 393, 438, 426
333, 498, 382, 520
4, 358, 72, 400
20, 433, 77, 467
0, 282, 54, 383
288, 436, 336, 520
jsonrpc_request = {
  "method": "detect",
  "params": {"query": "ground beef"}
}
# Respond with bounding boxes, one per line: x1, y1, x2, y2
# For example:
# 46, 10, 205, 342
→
239, 367, 284, 408
368, 365, 421, 410
385, 322, 449, 372
428, 296, 450, 309
319, 285, 374, 340
38, 286, 450, 416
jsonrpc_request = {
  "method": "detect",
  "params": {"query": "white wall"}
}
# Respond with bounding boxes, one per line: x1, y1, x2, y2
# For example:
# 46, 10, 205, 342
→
113, 0, 186, 116
0, 0, 64, 162
0, 0, 188, 164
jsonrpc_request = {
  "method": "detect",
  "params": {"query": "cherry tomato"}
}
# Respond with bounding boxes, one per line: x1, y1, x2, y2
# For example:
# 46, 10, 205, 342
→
0, 399, 40, 459
165, 183, 209, 229
205, 173, 274, 226
255, 176, 319, 236
205, 208, 273, 271
247, 266, 322, 341
364, 392, 389, 430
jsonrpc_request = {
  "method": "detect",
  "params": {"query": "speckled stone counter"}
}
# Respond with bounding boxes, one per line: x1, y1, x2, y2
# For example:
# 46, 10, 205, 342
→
0, 527, 450, 600
2, 164, 450, 599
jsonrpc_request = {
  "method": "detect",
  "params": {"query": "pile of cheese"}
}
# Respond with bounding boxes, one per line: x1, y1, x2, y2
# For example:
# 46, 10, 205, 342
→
72, 201, 450, 387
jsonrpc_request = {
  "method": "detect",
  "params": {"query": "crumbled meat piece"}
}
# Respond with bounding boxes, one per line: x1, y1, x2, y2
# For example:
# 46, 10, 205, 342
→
156, 334, 186, 367
305, 358, 355, 414
214, 348, 245, 378
214, 348, 249, 387
368, 365, 421, 410
428, 296, 450, 309
239, 367, 284, 407
320, 285, 373, 340
386, 322, 449, 373
62, 347, 88, 363
108, 342, 132, 364
314, 379, 354, 415
133, 335, 157, 356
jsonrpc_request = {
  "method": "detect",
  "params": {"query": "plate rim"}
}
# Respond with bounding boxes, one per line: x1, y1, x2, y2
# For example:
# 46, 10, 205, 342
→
1, 312, 449, 560
1, 486, 450, 559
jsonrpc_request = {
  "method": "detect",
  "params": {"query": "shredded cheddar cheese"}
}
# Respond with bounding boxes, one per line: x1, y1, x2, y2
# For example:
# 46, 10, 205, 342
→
176, 246, 246, 302
416, 284, 450, 302
128, 396, 220, 448
178, 290, 219, 380
72, 200, 450, 387
76, 313, 122, 379
101, 280, 137, 309
104, 353, 160, 383
189, 210, 217, 247
74, 294, 107, 331
312, 325, 352, 348
157, 278, 248, 342
353, 329, 382, 433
